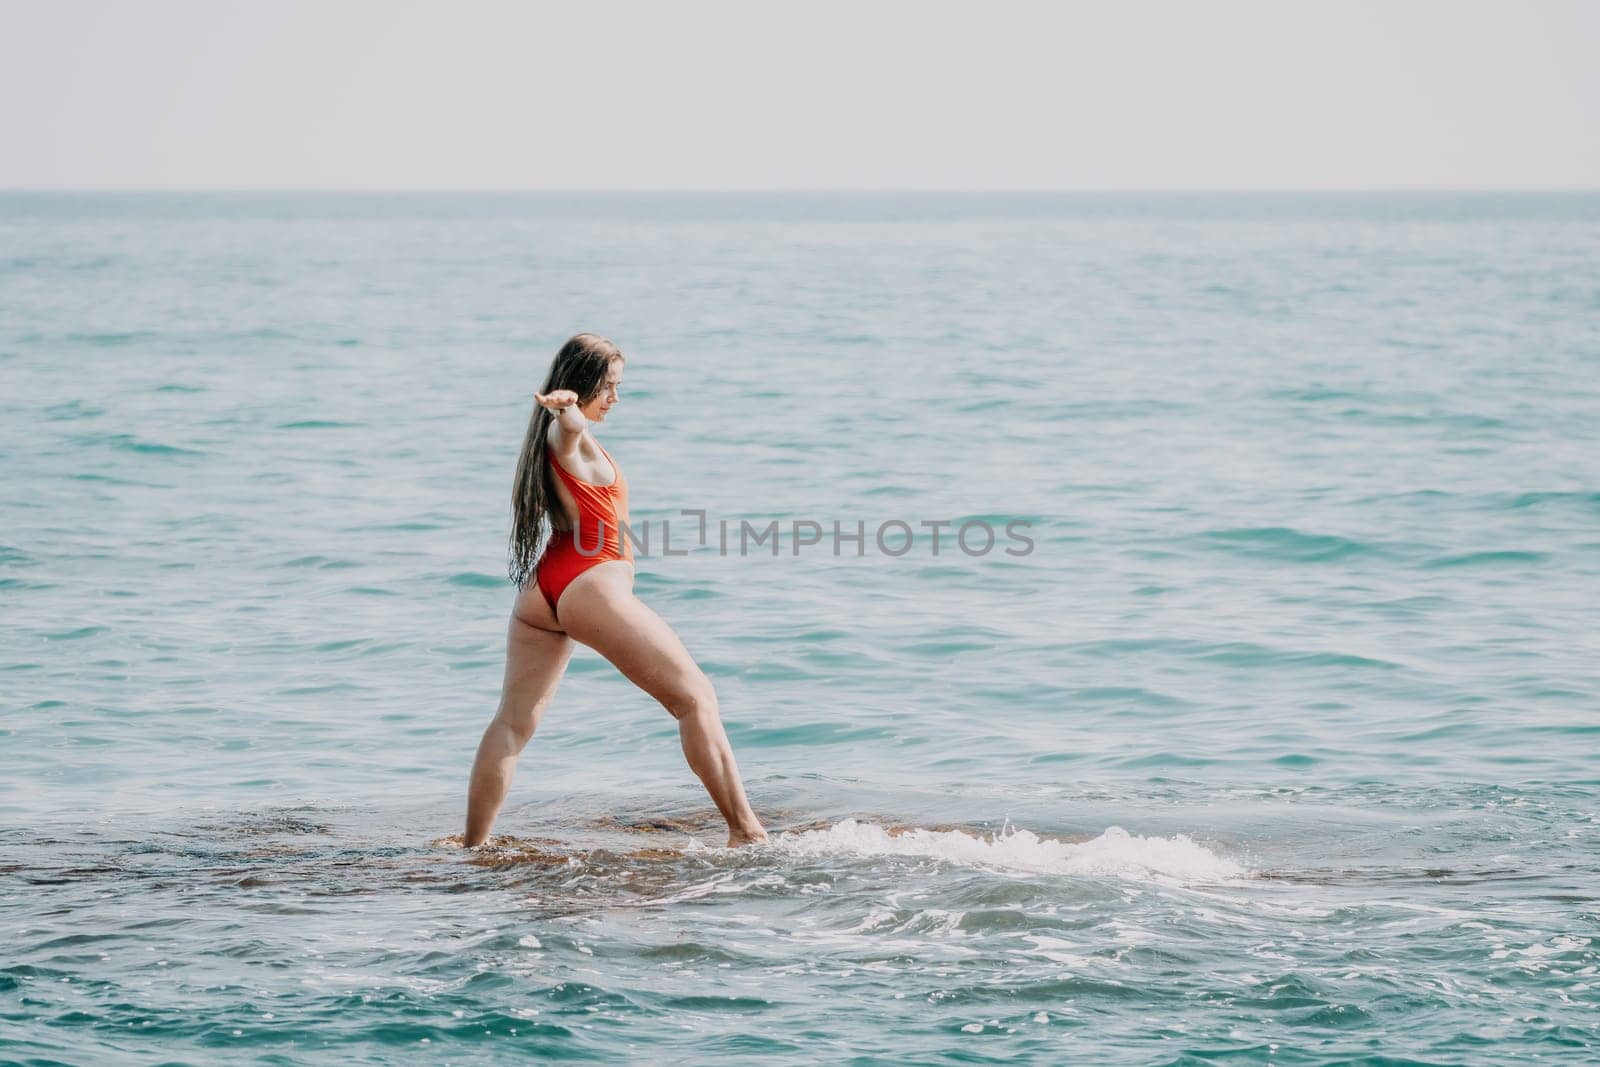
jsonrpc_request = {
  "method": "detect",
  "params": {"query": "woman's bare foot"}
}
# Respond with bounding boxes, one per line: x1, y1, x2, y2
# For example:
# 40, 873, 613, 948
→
727, 827, 769, 848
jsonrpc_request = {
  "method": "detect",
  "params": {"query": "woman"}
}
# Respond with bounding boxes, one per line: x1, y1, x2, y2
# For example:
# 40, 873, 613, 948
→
463, 333, 769, 849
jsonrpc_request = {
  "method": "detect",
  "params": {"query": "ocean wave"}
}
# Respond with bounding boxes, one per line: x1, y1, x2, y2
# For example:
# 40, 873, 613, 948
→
770, 819, 1246, 883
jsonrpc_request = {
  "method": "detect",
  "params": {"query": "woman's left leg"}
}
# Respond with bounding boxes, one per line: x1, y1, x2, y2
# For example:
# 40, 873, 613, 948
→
557, 564, 767, 846
463, 590, 574, 846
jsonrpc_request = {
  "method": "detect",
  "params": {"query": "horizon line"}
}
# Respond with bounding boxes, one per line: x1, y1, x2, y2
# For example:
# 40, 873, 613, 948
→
2, 186, 1599, 196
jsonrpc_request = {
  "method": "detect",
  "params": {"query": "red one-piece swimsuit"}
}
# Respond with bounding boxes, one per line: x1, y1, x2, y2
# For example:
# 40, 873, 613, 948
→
535, 440, 633, 615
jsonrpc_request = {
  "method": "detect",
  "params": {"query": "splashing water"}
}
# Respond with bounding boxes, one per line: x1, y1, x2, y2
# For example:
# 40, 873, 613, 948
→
769, 819, 1248, 882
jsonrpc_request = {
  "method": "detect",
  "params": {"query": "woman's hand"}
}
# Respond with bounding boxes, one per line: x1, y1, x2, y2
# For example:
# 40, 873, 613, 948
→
534, 389, 580, 411
536, 388, 587, 438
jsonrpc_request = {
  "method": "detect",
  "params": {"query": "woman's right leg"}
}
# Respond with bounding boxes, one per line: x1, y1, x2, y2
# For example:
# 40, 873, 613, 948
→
463, 587, 574, 846
558, 563, 768, 847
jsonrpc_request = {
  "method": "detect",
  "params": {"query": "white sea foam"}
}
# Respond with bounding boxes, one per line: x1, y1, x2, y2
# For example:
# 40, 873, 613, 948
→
770, 819, 1247, 882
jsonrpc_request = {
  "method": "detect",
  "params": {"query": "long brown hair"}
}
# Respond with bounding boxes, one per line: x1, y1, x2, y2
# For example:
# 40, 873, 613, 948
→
508, 333, 625, 587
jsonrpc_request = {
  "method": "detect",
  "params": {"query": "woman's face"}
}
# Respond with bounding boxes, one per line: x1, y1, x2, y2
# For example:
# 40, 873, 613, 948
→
581, 359, 624, 422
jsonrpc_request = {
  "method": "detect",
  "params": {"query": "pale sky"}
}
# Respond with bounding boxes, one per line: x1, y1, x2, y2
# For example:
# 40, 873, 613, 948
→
1, 0, 1596, 190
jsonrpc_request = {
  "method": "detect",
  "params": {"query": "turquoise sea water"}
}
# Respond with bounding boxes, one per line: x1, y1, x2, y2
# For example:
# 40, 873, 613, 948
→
2, 192, 1598, 1064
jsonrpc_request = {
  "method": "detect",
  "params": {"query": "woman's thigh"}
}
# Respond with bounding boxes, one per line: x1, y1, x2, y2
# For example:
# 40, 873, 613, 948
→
496, 610, 574, 733
557, 565, 708, 715
496, 582, 573, 735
